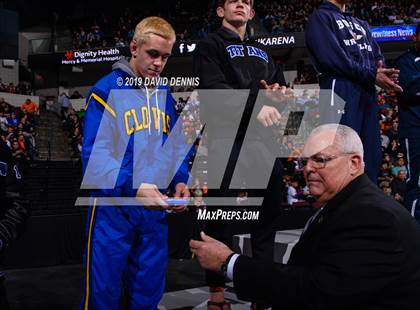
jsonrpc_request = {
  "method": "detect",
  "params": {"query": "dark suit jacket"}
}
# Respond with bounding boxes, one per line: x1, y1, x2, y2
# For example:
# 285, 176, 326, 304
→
233, 174, 420, 309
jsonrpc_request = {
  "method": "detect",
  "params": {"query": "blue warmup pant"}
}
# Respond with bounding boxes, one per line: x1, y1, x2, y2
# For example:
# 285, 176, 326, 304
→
81, 199, 168, 310
400, 133, 420, 224
319, 77, 381, 183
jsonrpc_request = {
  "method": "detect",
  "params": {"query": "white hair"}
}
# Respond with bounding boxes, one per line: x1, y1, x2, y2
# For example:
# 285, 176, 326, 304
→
310, 124, 364, 162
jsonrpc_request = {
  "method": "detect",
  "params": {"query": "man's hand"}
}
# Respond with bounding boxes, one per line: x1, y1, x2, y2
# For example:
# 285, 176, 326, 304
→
377, 61, 399, 82
190, 231, 234, 272
376, 68, 403, 92
257, 80, 295, 127
260, 80, 290, 104
136, 183, 169, 210
260, 80, 285, 92
171, 182, 190, 213
257, 105, 281, 127
387, 69, 400, 84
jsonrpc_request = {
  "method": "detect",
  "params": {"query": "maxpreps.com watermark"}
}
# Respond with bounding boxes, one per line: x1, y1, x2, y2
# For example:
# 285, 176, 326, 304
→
197, 209, 259, 221
117, 76, 200, 87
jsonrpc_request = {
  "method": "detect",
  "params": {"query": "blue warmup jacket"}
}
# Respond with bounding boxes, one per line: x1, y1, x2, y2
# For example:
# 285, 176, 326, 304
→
396, 46, 420, 224
82, 60, 189, 197
80, 59, 190, 310
305, 1, 384, 182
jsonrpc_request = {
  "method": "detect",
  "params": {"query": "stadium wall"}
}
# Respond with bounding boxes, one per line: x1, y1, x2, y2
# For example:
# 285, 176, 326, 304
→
0, 91, 39, 107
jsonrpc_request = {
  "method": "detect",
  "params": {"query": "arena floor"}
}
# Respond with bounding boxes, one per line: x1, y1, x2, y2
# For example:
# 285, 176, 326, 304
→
5, 259, 251, 310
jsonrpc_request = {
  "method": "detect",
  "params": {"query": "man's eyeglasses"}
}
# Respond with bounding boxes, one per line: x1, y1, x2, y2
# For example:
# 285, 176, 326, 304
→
298, 153, 355, 169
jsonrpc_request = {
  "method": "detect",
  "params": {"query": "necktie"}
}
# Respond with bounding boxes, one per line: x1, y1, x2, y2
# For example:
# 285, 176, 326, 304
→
301, 205, 325, 235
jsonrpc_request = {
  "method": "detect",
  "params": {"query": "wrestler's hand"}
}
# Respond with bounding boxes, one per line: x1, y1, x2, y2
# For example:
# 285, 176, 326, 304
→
260, 80, 285, 91
257, 105, 281, 127
136, 183, 169, 210
260, 80, 289, 102
376, 68, 403, 92
377, 61, 400, 83
171, 182, 190, 213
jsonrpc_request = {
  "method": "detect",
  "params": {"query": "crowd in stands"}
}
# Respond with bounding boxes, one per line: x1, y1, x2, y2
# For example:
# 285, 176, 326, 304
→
0, 97, 38, 173
259, 0, 419, 34
72, 24, 107, 50
69, 0, 419, 49
58, 91, 85, 160
377, 90, 408, 204
62, 108, 84, 160
0, 79, 33, 96
350, 0, 420, 25
71, 4, 219, 50
258, 0, 321, 33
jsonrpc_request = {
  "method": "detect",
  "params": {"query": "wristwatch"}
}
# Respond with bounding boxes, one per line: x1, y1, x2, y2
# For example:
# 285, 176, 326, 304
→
220, 252, 236, 277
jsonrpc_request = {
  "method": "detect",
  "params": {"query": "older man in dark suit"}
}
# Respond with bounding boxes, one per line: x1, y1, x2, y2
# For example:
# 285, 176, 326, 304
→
190, 124, 420, 310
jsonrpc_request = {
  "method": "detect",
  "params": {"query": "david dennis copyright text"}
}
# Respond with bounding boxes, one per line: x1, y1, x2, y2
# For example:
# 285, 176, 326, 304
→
117, 76, 200, 87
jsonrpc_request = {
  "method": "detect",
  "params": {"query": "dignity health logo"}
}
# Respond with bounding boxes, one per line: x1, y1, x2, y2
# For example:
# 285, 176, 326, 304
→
64, 51, 74, 60
61, 48, 122, 65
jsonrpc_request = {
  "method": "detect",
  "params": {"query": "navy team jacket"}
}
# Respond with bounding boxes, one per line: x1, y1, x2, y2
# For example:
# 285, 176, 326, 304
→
305, 1, 384, 90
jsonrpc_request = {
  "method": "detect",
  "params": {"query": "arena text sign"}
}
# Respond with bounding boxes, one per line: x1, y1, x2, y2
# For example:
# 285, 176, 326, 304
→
257, 35, 296, 47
